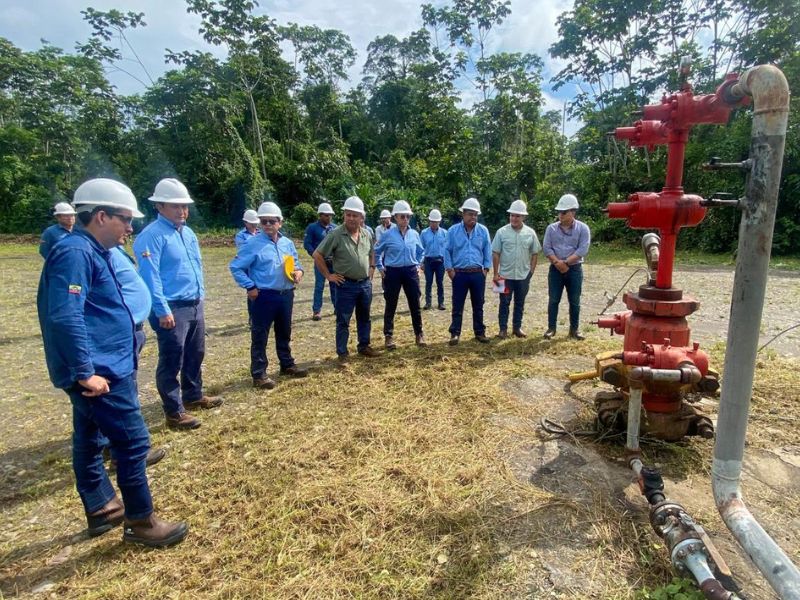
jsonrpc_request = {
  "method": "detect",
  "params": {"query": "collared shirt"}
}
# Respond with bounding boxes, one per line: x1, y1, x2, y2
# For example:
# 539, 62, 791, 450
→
133, 214, 205, 318
39, 224, 71, 259
542, 219, 591, 262
303, 220, 336, 256
364, 224, 375, 242
444, 222, 492, 270
314, 225, 374, 280
37, 228, 136, 389
420, 226, 448, 259
375, 226, 425, 270
492, 224, 542, 280
375, 223, 394, 244
234, 227, 258, 248
229, 231, 302, 291
110, 246, 152, 325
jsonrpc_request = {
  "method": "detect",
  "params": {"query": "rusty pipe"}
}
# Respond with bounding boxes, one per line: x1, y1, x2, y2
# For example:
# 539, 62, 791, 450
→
713, 65, 800, 599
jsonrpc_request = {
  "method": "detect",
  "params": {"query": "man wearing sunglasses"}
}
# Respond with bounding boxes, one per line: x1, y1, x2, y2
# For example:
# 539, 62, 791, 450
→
134, 178, 223, 431
542, 194, 591, 340
230, 202, 307, 389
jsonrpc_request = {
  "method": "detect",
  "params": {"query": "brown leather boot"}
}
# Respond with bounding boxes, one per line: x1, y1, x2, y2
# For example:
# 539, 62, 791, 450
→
415, 333, 427, 347
166, 412, 201, 430
184, 395, 224, 410
86, 496, 125, 537
123, 514, 189, 548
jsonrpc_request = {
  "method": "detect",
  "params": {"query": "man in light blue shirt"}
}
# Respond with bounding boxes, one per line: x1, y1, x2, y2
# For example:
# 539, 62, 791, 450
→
234, 209, 259, 248
230, 201, 308, 389
39, 202, 76, 259
420, 209, 448, 310
444, 198, 492, 345
375, 200, 426, 349
542, 194, 591, 340
491, 200, 541, 339
134, 178, 223, 431
375, 209, 393, 243
303, 202, 337, 320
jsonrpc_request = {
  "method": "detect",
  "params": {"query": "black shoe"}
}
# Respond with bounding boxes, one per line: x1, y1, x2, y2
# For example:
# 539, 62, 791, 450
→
475, 334, 490, 344
496, 330, 508, 339
449, 335, 459, 346
569, 329, 586, 341
543, 329, 556, 339
280, 365, 309, 377
423, 303, 432, 310
437, 304, 446, 311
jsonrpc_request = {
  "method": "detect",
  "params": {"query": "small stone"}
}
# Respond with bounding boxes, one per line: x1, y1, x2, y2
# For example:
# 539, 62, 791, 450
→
436, 552, 448, 564
32, 581, 56, 594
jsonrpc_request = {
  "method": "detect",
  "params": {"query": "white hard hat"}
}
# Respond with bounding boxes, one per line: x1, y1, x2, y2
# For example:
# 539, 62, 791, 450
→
257, 201, 282, 219
73, 178, 144, 218
242, 209, 259, 223
428, 209, 442, 222
148, 178, 194, 204
342, 195, 365, 215
379, 209, 392, 219
53, 202, 76, 216
317, 202, 335, 215
391, 200, 412, 215
555, 194, 579, 211
507, 199, 528, 215
459, 197, 481, 214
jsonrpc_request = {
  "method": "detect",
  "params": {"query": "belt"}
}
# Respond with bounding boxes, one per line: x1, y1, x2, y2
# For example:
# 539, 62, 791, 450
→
454, 267, 484, 273
258, 287, 294, 295
168, 298, 201, 307
343, 276, 368, 283
425, 256, 444, 261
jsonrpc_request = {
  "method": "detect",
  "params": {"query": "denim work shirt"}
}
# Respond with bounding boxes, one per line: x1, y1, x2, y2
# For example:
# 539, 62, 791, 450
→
303, 220, 336, 256
39, 224, 71, 259
375, 226, 425, 271
444, 222, 492, 270
375, 223, 394, 244
491, 224, 542, 280
542, 219, 591, 262
133, 214, 205, 318
420, 226, 448, 259
110, 246, 152, 325
234, 227, 258, 248
230, 231, 302, 291
37, 228, 136, 389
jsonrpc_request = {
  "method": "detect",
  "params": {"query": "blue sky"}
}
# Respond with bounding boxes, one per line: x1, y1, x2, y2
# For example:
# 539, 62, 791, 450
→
0, 0, 579, 134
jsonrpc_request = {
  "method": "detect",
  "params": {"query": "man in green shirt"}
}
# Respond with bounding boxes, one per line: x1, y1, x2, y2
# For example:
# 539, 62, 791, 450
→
491, 199, 541, 338
313, 196, 380, 363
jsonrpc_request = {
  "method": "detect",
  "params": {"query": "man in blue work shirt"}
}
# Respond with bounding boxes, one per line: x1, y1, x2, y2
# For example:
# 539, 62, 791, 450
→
375, 209, 393, 243
420, 209, 448, 311
444, 197, 492, 345
37, 177, 187, 548
134, 178, 223, 431
39, 202, 76, 258
230, 201, 309, 389
542, 194, 591, 340
303, 202, 337, 321
234, 209, 259, 248
375, 200, 427, 349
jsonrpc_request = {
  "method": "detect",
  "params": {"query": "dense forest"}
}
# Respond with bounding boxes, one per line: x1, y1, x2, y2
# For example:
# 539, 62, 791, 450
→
1, 0, 798, 252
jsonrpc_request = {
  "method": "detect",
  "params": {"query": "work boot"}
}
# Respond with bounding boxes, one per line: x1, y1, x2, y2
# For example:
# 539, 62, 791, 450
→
184, 396, 224, 410
337, 354, 350, 367
312, 312, 322, 321
280, 365, 308, 378
385, 335, 397, 350
123, 514, 189, 548
110, 447, 167, 472
543, 328, 556, 339
569, 329, 586, 341
86, 496, 124, 537
253, 376, 276, 389
166, 412, 201, 430
415, 333, 427, 347
448, 335, 459, 346
496, 330, 508, 339
423, 303, 432, 310
475, 334, 490, 344
437, 304, 446, 311
513, 329, 527, 338
358, 346, 381, 358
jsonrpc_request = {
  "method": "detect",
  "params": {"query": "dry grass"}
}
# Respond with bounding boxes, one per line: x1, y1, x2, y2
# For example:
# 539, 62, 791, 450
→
1, 244, 798, 599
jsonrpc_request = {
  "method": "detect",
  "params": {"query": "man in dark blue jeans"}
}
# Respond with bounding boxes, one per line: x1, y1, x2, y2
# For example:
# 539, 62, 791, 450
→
542, 194, 591, 340
38, 177, 187, 547
420, 209, 448, 310
303, 202, 337, 320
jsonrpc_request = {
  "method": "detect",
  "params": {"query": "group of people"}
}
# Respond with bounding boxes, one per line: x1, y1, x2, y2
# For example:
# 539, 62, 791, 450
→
36, 177, 591, 551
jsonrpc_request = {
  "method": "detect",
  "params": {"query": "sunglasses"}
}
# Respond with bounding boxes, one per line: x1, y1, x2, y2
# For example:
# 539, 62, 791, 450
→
395, 214, 410, 219
107, 212, 134, 225
260, 218, 280, 225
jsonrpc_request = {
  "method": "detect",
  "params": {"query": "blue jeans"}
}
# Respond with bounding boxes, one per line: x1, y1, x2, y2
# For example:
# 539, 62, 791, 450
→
250, 289, 296, 377
548, 264, 583, 330
67, 374, 153, 519
335, 279, 372, 355
312, 263, 337, 313
424, 258, 445, 306
449, 271, 486, 337
498, 274, 531, 332
383, 266, 423, 336
149, 300, 206, 416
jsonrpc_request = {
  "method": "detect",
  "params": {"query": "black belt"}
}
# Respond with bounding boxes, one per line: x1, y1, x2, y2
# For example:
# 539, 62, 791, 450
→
258, 288, 294, 295
425, 256, 444, 261
168, 298, 201, 307
344, 276, 368, 283
454, 267, 484, 273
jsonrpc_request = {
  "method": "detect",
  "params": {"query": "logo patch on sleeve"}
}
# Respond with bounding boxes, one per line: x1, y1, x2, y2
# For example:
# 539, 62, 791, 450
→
141, 250, 151, 258
68, 284, 82, 295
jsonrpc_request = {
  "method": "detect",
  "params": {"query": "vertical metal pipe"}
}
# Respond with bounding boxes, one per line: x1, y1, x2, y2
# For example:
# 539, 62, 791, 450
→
713, 64, 800, 599
627, 387, 643, 451
656, 233, 676, 288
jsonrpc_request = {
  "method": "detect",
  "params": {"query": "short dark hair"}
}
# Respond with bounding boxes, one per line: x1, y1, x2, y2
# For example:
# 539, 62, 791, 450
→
77, 205, 116, 226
